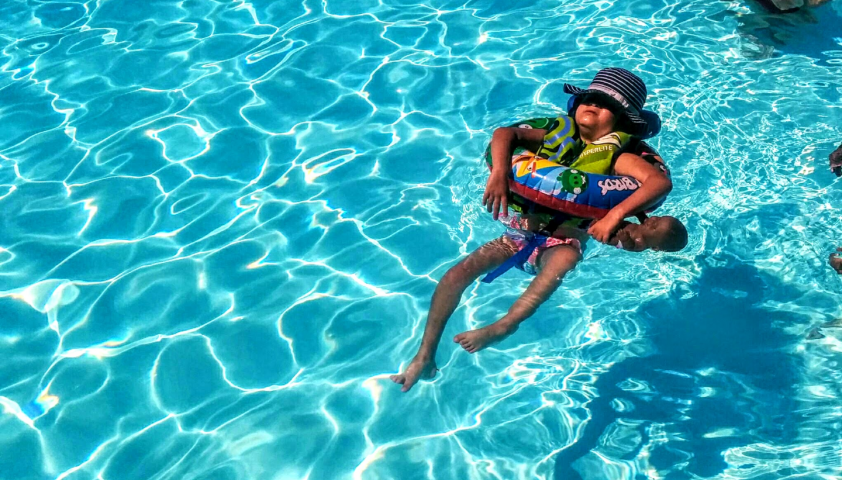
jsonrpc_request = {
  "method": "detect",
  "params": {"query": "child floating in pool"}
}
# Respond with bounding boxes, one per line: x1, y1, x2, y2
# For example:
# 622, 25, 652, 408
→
392, 68, 688, 392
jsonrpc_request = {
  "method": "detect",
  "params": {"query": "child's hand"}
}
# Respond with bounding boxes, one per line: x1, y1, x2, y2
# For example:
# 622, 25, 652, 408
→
483, 174, 509, 220
588, 211, 623, 244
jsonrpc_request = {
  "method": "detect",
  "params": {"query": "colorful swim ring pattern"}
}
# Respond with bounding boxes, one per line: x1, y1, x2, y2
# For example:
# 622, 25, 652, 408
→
484, 118, 665, 219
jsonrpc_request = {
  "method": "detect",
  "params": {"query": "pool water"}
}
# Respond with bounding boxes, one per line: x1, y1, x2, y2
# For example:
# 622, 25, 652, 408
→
1, 0, 842, 479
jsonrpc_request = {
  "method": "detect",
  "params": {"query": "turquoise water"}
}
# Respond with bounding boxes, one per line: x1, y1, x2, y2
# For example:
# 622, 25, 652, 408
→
2, 0, 842, 478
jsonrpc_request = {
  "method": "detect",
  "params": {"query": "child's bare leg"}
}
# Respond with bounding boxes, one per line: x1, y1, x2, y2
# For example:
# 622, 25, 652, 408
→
455, 244, 582, 353
391, 237, 519, 391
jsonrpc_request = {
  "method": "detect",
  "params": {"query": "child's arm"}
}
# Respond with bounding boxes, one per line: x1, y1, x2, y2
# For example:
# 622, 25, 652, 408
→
587, 152, 673, 243
484, 127, 546, 220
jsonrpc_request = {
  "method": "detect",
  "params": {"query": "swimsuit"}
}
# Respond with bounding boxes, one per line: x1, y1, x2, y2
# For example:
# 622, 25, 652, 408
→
498, 214, 583, 275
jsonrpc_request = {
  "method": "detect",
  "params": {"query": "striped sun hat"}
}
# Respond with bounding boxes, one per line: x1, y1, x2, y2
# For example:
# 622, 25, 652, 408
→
564, 67, 649, 130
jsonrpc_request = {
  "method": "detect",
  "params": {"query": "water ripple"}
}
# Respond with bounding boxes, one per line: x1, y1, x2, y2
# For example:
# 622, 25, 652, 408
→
1, 0, 842, 479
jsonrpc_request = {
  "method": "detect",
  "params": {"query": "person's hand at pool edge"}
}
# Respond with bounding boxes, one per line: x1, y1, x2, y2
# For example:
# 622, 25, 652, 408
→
830, 247, 842, 274
829, 142, 842, 177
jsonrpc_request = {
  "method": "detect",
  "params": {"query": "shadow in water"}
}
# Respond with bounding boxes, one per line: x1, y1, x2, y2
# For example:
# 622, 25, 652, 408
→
554, 254, 806, 479
731, 1, 842, 63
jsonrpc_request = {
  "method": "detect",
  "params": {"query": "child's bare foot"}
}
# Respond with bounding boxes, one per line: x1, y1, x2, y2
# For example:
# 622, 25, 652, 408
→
454, 322, 517, 353
390, 356, 438, 392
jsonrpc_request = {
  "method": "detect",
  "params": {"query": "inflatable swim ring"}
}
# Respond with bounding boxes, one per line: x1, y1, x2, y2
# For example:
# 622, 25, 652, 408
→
484, 117, 666, 219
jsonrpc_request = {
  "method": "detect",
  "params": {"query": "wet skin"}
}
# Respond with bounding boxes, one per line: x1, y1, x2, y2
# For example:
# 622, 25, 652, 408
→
609, 216, 676, 252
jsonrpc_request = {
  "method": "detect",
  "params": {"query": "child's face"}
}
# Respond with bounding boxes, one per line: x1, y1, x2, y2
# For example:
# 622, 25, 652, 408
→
574, 93, 618, 133
612, 216, 675, 252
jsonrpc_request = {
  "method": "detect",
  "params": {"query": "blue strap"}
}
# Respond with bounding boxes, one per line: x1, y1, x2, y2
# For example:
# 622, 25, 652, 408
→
482, 213, 572, 283
481, 234, 547, 283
